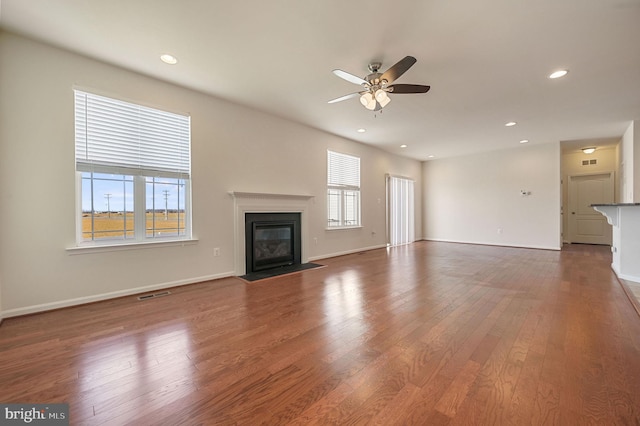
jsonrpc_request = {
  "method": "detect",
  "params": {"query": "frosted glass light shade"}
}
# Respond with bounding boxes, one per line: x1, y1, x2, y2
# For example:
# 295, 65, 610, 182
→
360, 92, 376, 110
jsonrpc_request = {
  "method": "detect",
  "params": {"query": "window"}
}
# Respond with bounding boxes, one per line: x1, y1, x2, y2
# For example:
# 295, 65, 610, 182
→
75, 90, 191, 244
327, 150, 361, 228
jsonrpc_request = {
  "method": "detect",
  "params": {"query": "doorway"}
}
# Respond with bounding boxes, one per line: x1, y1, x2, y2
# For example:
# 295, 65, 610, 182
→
386, 175, 415, 246
567, 172, 614, 245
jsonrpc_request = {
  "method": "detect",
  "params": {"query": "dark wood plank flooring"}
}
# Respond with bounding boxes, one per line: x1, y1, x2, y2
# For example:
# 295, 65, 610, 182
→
1, 241, 639, 425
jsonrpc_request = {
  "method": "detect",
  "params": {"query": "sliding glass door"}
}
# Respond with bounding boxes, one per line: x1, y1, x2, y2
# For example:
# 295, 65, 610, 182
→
387, 175, 415, 246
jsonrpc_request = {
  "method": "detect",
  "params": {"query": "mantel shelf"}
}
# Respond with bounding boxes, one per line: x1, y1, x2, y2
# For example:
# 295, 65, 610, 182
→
228, 191, 314, 200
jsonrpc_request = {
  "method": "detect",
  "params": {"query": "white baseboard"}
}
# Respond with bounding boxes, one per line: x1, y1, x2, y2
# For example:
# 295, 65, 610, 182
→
1, 271, 235, 319
1, 243, 396, 318
308, 244, 388, 262
612, 264, 640, 284
423, 238, 561, 251
306, 238, 562, 263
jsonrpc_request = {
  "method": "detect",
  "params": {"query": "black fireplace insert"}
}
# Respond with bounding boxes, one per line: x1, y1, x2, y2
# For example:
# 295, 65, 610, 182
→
245, 213, 301, 273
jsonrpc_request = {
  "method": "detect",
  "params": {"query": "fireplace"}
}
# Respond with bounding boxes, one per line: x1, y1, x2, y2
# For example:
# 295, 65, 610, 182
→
245, 212, 301, 274
230, 191, 312, 276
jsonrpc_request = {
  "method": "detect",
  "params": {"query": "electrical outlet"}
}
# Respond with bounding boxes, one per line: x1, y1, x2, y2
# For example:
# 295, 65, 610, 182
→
213, 247, 220, 257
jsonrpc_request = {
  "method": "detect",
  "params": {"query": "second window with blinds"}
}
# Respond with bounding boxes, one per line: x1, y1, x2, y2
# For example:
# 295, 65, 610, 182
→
327, 150, 361, 228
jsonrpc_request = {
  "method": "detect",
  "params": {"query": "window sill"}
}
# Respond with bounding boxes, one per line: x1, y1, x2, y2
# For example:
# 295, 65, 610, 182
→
66, 238, 198, 255
325, 226, 363, 231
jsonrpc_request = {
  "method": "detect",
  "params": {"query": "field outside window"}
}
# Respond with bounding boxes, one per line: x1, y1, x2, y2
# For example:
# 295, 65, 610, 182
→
146, 177, 186, 238
81, 173, 134, 241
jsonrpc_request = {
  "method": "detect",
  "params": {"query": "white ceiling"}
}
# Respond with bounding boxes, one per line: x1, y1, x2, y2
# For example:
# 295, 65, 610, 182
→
1, 0, 639, 161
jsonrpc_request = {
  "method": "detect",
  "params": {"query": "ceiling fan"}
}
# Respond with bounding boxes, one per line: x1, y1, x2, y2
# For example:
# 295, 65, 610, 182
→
328, 56, 430, 111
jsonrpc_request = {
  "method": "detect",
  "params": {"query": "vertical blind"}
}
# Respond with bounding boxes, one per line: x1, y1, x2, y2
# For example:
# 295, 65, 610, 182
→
388, 175, 415, 246
75, 90, 191, 178
327, 150, 360, 189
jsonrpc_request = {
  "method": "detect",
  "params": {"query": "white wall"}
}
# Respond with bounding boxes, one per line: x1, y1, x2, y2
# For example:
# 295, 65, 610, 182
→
621, 122, 635, 202
0, 32, 422, 316
619, 120, 640, 202
636, 121, 640, 202
616, 142, 623, 201
422, 143, 561, 250
0, 276, 3, 325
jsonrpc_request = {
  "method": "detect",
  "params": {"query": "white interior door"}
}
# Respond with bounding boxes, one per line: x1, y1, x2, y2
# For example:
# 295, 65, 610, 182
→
568, 172, 614, 245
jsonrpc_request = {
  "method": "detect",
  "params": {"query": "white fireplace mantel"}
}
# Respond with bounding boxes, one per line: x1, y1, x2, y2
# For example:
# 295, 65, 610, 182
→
229, 191, 314, 201
229, 191, 315, 276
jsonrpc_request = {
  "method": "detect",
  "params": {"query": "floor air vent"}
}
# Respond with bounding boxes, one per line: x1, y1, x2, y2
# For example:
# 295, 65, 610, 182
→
137, 291, 171, 301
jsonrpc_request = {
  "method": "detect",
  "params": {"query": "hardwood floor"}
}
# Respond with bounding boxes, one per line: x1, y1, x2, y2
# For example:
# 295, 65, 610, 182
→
621, 279, 640, 316
1, 241, 640, 425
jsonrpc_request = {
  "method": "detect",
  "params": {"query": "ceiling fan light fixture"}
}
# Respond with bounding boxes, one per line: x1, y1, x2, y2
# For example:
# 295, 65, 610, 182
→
360, 92, 372, 106
375, 89, 391, 107
360, 92, 376, 110
582, 147, 596, 154
375, 89, 388, 102
331, 56, 428, 111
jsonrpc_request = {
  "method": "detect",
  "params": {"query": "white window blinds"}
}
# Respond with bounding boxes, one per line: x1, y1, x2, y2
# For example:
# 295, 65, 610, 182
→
327, 150, 360, 189
388, 175, 415, 246
74, 90, 191, 178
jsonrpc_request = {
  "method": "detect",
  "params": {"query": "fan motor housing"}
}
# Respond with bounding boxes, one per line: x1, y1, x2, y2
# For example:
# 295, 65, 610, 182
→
365, 72, 384, 85
367, 62, 382, 73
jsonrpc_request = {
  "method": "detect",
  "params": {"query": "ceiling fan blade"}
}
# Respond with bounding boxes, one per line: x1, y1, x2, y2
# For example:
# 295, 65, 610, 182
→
328, 92, 361, 104
380, 56, 417, 83
388, 84, 431, 94
332, 69, 368, 86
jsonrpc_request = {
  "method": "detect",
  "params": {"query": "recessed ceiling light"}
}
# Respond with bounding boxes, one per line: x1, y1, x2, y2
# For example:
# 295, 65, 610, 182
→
160, 54, 178, 65
519, 139, 529, 144
357, 128, 366, 133
548, 69, 568, 79
505, 121, 517, 127
428, 155, 435, 158
400, 144, 407, 148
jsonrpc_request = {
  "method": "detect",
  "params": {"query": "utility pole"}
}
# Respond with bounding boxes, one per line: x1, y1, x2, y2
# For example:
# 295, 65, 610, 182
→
104, 193, 112, 218
163, 190, 170, 220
